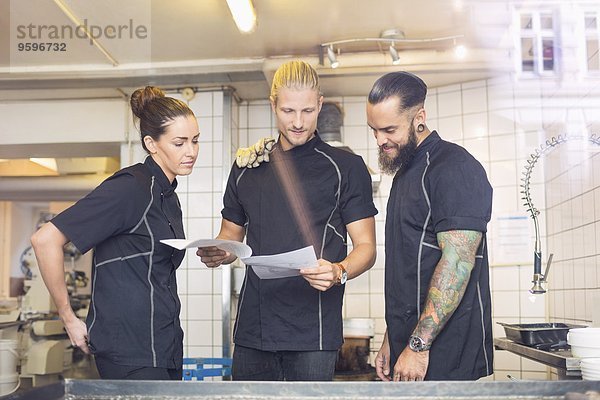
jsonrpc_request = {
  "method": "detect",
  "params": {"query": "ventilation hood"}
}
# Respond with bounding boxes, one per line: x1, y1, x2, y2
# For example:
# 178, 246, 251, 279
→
317, 102, 380, 192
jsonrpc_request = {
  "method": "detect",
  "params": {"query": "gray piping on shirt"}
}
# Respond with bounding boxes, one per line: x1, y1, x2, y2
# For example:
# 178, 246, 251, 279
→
236, 168, 247, 186
144, 177, 157, 367
327, 223, 347, 243
314, 148, 341, 259
314, 148, 341, 351
477, 281, 491, 376
94, 252, 152, 267
421, 242, 440, 251
88, 254, 99, 337
416, 152, 432, 317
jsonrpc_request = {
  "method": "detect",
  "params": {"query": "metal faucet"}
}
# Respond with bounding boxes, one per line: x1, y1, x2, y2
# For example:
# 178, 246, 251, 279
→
530, 252, 553, 294
521, 133, 600, 294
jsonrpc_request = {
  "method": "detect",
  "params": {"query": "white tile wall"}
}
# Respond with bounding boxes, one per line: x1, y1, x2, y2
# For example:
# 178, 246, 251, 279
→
170, 91, 231, 360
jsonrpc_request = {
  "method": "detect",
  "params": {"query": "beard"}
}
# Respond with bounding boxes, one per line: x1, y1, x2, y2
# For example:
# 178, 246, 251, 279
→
378, 124, 419, 175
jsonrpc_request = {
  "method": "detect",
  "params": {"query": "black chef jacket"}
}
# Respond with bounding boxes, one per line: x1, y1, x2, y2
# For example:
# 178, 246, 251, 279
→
222, 134, 377, 351
52, 156, 185, 369
385, 131, 493, 380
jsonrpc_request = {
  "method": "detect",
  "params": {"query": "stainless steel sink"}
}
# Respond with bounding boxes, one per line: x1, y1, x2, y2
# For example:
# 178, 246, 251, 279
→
7, 379, 600, 400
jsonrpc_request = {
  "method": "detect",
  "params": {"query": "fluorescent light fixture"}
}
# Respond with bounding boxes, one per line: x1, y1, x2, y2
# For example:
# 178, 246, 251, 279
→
389, 44, 401, 65
327, 46, 339, 68
454, 44, 467, 59
226, 0, 257, 34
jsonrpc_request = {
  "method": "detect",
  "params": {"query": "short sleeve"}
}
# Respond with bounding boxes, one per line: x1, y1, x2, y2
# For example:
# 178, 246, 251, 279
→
51, 173, 148, 254
221, 163, 247, 227
430, 158, 492, 234
339, 155, 378, 225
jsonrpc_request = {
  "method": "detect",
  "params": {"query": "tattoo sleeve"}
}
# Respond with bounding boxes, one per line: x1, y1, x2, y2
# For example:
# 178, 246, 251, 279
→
413, 230, 483, 346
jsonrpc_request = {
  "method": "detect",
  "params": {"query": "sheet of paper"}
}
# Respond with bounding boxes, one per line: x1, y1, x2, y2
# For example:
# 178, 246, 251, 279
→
160, 239, 252, 259
244, 246, 318, 279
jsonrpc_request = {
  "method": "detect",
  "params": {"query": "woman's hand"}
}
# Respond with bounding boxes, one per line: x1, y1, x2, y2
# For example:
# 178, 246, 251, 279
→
61, 310, 90, 354
196, 246, 236, 268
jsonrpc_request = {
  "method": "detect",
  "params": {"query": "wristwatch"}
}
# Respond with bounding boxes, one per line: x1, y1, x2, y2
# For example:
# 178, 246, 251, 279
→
408, 335, 431, 352
335, 263, 348, 285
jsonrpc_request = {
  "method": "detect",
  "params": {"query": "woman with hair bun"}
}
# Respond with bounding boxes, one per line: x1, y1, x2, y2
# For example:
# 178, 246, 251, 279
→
31, 86, 199, 380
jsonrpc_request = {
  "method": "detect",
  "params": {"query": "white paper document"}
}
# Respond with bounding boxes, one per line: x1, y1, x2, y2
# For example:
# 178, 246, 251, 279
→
160, 239, 252, 259
245, 246, 318, 279
161, 239, 318, 280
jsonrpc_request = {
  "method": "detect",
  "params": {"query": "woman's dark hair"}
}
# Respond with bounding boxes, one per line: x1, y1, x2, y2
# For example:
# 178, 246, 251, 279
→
130, 86, 195, 153
368, 71, 428, 112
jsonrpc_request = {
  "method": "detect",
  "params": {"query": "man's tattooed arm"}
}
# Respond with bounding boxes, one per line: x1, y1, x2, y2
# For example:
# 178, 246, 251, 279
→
413, 230, 483, 347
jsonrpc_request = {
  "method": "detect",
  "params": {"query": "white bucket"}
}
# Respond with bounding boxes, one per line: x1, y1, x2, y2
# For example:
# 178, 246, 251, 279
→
0, 374, 19, 396
0, 339, 18, 376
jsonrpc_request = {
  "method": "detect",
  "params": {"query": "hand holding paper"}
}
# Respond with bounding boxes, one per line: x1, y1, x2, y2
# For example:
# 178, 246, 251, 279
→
161, 238, 318, 279
245, 246, 318, 279
161, 239, 252, 258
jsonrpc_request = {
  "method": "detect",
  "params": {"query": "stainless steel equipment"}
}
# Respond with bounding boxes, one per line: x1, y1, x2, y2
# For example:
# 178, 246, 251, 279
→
6, 379, 600, 400
520, 133, 600, 294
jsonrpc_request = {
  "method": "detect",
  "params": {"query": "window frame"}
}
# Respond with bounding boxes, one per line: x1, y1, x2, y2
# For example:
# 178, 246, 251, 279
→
515, 9, 558, 77
583, 9, 600, 74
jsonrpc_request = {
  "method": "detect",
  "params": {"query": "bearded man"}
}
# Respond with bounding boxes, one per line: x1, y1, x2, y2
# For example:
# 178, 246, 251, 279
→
367, 71, 494, 381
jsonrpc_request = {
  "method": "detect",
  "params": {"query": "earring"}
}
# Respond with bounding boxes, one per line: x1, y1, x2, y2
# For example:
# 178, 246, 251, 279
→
417, 124, 425, 133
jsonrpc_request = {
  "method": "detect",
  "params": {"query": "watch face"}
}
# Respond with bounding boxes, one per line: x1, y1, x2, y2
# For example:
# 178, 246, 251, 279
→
340, 271, 348, 285
409, 335, 424, 352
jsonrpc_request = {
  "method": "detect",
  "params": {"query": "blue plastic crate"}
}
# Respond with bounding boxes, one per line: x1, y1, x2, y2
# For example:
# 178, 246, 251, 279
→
182, 357, 232, 381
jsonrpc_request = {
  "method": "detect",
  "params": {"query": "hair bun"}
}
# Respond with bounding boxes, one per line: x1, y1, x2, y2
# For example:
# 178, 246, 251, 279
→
130, 86, 166, 118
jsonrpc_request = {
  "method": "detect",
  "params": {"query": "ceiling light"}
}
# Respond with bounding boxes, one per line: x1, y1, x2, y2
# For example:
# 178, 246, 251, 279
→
454, 43, 467, 59
225, 0, 257, 34
320, 31, 464, 69
327, 46, 340, 69
389, 44, 401, 65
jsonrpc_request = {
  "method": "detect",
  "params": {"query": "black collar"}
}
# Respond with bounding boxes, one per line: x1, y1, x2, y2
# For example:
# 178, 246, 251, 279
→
144, 156, 178, 196
274, 132, 321, 158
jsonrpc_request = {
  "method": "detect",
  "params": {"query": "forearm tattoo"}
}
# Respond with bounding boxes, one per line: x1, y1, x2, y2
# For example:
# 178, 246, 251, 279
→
413, 230, 482, 346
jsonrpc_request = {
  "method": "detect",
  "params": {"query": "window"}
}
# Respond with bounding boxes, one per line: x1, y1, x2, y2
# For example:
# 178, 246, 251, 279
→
584, 11, 600, 71
518, 11, 557, 75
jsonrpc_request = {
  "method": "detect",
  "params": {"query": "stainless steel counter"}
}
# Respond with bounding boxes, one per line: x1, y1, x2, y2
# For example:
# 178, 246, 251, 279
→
6, 379, 600, 400
494, 337, 581, 379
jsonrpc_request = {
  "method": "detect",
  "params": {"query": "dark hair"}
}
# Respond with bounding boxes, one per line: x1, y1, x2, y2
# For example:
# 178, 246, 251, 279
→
368, 71, 428, 112
130, 86, 195, 153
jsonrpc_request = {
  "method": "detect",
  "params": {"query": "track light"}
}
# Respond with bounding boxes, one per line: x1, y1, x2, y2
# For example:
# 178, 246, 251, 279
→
320, 30, 464, 69
389, 44, 400, 65
327, 46, 339, 68
225, 0, 257, 34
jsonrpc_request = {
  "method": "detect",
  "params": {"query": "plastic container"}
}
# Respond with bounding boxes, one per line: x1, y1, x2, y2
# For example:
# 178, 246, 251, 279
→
0, 374, 19, 396
0, 340, 18, 376
567, 328, 600, 358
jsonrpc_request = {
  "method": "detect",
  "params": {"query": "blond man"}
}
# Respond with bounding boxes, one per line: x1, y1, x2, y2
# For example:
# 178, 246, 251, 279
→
197, 61, 377, 381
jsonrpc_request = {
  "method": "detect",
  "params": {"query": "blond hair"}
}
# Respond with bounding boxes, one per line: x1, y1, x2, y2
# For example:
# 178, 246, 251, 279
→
270, 61, 320, 104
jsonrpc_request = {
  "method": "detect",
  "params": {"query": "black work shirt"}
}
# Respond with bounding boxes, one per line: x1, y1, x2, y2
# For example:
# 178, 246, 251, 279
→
223, 134, 377, 351
52, 156, 185, 369
385, 131, 494, 380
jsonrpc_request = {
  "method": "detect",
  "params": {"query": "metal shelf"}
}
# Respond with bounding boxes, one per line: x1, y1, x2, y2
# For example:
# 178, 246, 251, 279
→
494, 337, 581, 379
